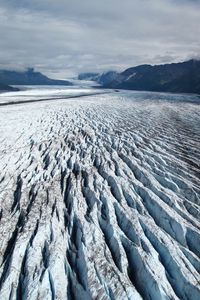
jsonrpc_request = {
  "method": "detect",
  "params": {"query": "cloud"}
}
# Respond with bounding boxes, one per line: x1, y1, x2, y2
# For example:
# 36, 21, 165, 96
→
0, 0, 200, 78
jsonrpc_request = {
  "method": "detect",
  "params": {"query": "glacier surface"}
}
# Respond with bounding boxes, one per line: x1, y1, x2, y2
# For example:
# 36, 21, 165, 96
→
0, 88, 200, 300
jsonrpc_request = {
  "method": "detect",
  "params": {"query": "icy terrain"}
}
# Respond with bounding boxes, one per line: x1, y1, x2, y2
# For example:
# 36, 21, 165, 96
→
0, 87, 200, 300
0, 84, 103, 105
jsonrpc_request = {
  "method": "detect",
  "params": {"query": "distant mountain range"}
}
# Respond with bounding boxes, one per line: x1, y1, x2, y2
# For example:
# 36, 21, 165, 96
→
0, 68, 72, 91
2, 60, 200, 94
78, 72, 99, 81
78, 71, 118, 85
78, 60, 200, 94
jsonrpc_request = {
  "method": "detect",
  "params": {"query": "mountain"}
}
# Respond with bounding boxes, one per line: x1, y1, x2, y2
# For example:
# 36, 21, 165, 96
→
78, 71, 118, 85
78, 72, 99, 81
104, 60, 200, 94
96, 71, 118, 85
0, 68, 72, 86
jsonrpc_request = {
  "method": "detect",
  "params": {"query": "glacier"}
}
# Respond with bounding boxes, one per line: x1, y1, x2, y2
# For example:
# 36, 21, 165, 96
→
0, 87, 199, 300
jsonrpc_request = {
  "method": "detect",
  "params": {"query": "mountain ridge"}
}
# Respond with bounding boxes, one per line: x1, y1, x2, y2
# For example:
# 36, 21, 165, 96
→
0, 68, 72, 89
103, 60, 200, 94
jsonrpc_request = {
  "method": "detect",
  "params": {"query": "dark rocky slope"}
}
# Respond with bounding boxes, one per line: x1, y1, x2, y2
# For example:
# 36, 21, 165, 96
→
104, 60, 200, 94
0, 68, 72, 86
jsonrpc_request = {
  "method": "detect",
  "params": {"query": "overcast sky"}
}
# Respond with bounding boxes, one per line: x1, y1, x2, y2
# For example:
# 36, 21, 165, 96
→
0, 0, 200, 78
